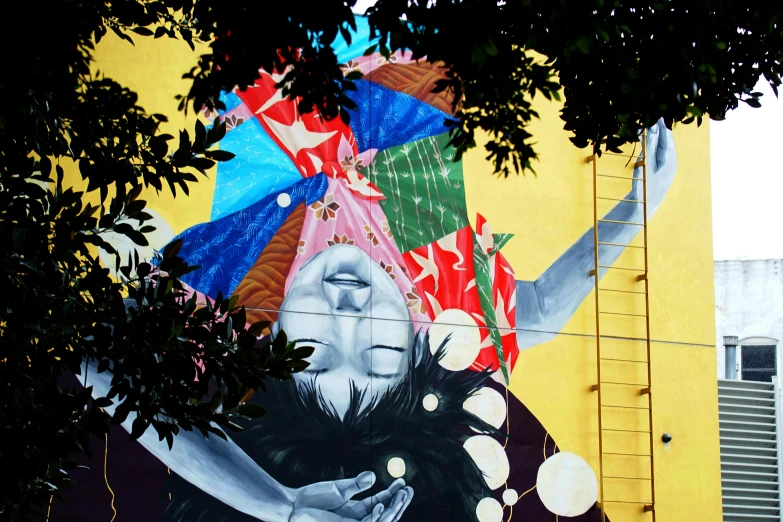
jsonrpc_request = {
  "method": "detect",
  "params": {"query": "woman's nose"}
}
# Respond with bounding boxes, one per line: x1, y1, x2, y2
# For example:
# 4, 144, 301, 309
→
336, 291, 362, 312
325, 287, 371, 314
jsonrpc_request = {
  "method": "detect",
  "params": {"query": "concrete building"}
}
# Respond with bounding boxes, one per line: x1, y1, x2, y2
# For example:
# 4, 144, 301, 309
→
715, 259, 783, 381
715, 259, 783, 522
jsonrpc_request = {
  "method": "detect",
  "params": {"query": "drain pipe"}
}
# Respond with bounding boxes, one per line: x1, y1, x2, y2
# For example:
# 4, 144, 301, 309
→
724, 335, 739, 380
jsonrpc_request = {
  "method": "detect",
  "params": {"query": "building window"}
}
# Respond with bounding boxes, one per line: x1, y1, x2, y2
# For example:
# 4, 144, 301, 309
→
741, 344, 777, 382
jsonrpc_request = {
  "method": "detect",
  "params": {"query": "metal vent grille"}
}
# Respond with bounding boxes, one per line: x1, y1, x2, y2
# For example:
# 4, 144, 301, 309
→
719, 379, 782, 522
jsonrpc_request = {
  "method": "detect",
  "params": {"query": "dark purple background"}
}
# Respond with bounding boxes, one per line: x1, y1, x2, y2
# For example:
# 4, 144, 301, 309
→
46, 376, 602, 522
45, 374, 168, 522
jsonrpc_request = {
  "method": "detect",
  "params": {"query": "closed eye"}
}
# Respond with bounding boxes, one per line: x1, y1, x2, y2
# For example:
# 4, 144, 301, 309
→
369, 372, 405, 379
302, 368, 329, 375
370, 345, 406, 352
292, 338, 327, 346
366, 346, 407, 379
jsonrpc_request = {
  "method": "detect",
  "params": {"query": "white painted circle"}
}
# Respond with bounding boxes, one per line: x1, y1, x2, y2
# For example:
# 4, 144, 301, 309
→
422, 393, 439, 411
536, 452, 598, 516
277, 192, 292, 208
476, 497, 504, 522
387, 457, 406, 478
429, 309, 481, 371
502, 489, 518, 506
463, 435, 510, 490
463, 387, 506, 430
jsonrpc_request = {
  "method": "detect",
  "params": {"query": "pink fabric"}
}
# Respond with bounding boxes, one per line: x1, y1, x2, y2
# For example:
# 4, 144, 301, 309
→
287, 177, 431, 325
340, 50, 417, 77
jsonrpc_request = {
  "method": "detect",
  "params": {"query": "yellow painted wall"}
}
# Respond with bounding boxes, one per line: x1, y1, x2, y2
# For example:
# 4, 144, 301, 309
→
88, 35, 218, 232
463, 93, 721, 520
76, 32, 721, 522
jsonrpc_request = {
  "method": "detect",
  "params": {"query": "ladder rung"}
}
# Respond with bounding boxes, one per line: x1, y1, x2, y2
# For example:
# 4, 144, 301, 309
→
598, 264, 646, 272
593, 148, 654, 506
599, 311, 648, 318
596, 173, 645, 181
598, 287, 647, 295
603, 151, 645, 160
601, 358, 649, 364
597, 196, 645, 204
598, 219, 645, 226
598, 241, 646, 249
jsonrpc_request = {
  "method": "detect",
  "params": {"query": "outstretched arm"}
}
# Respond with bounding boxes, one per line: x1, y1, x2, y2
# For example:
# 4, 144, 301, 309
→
81, 361, 412, 522
81, 360, 297, 522
515, 120, 677, 350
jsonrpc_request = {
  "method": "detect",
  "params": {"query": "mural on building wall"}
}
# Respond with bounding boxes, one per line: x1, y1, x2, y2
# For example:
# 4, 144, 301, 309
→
81, 18, 678, 522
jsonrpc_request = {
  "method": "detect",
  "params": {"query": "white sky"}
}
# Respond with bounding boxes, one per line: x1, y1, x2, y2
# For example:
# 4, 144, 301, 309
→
350, 0, 780, 260
711, 80, 783, 261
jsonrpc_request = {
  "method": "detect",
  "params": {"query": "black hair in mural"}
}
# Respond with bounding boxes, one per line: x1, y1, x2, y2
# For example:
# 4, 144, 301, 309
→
164, 332, 495, 522
163, 332, 605, 522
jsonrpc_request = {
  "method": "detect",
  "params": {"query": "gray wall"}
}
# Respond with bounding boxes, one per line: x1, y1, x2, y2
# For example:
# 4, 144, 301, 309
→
715, 259, 783, 379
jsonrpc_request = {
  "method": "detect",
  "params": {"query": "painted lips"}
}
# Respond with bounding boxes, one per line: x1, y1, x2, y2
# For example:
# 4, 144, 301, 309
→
324, 272, 370, 290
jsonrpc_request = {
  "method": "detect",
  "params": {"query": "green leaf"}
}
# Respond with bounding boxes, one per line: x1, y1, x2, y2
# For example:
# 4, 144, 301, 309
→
208, 120, 227, 144
162, 238, 182, 259
194, 119, 207, 150
238, 403, 266, 418
130, 417, 148, 440
132, 27, 154, 36
114, 223, 149, 246
39, 156, 52, 176
287, 346, 315, 359
247, 321, 271, 337
111, 25, 135, 46
205, 149, 236, 161
189, 157, 216, 171
93, 397, 114, 408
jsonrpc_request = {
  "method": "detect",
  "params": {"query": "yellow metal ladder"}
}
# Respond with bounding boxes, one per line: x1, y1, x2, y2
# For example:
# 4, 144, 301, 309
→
588, 132, 656, 522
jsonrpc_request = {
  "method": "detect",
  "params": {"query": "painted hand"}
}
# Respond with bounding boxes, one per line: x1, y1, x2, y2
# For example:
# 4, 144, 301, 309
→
289, 472, 414, 522
632, 118, 677, 216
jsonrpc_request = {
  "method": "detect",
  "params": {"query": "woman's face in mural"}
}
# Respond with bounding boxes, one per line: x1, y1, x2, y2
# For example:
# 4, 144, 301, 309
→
278, 244, 415, 417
